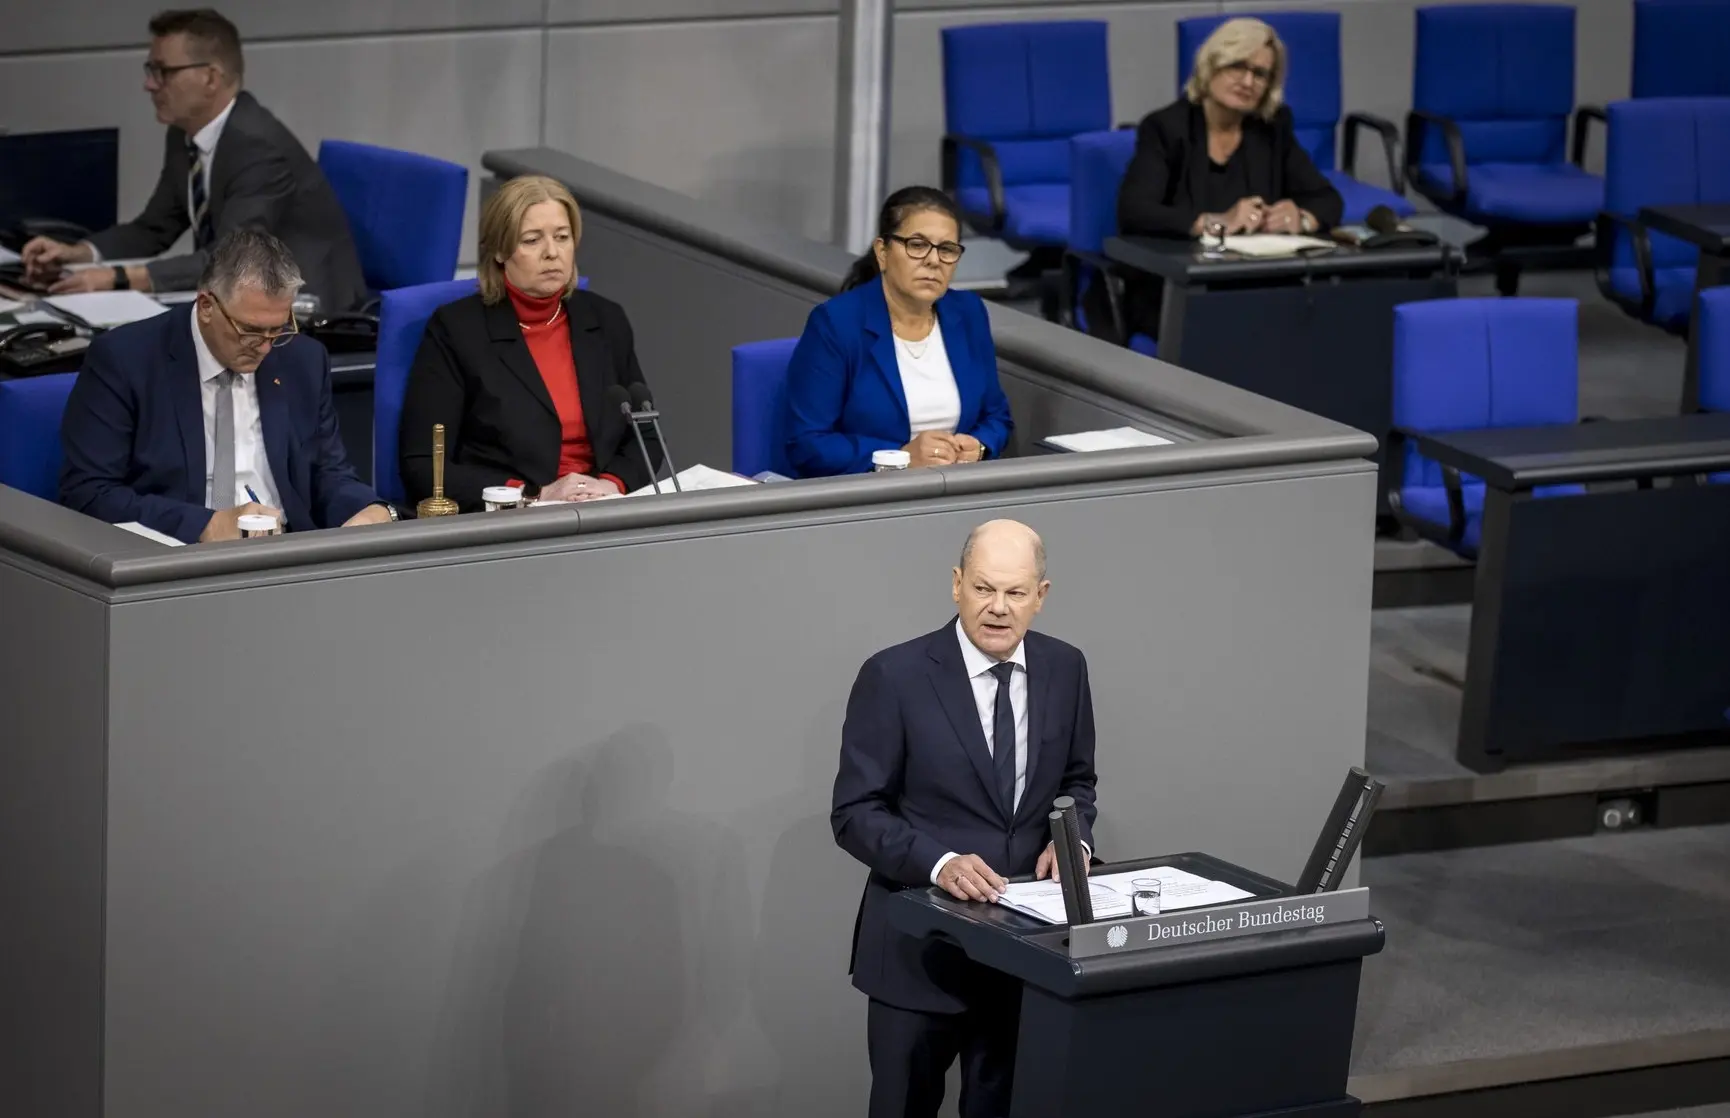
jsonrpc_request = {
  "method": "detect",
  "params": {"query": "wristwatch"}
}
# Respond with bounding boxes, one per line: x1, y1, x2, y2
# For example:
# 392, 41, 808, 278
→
377, 502, 399, 522
112, 265, 130, 290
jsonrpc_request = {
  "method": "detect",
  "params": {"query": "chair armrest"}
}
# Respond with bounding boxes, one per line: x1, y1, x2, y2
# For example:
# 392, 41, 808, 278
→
1572, 106, 1607, 168
1060, 249, 1127, 340
1593, 211, 1657, 323
1342, 112, 1405, 194
941, 134, 1006, 235
1440, 464, 1469, 545
1404, 109, 1468, 207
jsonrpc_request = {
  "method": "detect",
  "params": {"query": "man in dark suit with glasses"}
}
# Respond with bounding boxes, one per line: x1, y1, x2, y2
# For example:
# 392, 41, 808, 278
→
21, 8, 365, 313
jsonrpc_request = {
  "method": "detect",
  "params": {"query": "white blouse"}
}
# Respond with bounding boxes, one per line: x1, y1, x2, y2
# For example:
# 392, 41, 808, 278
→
894, 323, 963, 435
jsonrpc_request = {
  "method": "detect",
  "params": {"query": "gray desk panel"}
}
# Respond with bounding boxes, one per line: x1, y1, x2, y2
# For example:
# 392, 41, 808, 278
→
0, 565, 107, 1118
85, 467, 1373, 1118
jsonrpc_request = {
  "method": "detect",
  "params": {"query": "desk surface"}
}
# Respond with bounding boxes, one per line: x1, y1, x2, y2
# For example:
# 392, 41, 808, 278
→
1639, 204, 1730, 254
1103, 235, 1450, 284
1409, 413, 1730, 489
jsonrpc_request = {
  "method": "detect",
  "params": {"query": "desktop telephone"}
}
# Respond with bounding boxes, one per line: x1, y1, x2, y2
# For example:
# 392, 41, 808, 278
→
0, 322, 89, 377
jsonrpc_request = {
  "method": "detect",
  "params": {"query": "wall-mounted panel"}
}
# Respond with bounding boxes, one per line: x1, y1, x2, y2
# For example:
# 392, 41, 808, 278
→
891, 4, 1216, 197
546, 0, 836, 23
0, 0, 544, 55
544, 18, 839, 242
247, 30, 545, 266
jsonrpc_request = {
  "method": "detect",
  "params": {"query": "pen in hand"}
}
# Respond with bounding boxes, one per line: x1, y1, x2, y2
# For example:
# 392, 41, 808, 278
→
245, 485, 261, 505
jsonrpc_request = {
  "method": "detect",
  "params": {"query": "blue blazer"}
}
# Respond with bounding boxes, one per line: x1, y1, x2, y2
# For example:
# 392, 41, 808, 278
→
832, 622, 1098, 1014
59, 308, 381, 544
784, 280, 1014, 477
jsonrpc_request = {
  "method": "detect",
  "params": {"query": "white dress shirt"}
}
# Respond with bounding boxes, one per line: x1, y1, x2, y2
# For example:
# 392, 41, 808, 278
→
894, 325, 962, 435
187, 95, 237, 220
930, 620, 1029, 884
86, 97, 235, 266
190, 306, 282, 511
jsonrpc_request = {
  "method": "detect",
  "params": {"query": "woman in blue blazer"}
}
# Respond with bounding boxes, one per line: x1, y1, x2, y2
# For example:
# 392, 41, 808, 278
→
784, 186, 1014, 476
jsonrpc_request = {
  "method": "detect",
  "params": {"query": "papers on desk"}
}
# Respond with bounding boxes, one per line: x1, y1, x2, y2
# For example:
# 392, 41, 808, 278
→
114, 522, 185, 546
626, 463, 759, 496
1220, 233, 1335, 257
995, 865, 1254, 925
0, 297, 25, 314
0, 245, 19, 266
45, 290, 169, 327
11, 309, 60, 326
1044, 427, 1174, 453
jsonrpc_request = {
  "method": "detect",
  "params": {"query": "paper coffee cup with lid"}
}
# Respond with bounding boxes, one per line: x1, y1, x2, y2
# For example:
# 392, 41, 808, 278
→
237, 513, 280, 537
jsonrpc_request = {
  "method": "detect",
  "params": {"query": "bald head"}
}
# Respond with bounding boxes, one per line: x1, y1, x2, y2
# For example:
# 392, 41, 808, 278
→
953, 520, 1049, 659
959, 519, 1046, 581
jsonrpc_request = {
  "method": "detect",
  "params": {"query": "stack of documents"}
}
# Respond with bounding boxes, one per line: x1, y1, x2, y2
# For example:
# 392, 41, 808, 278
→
994, 865, 1253, 924
45, 291, 169, 327
1219, 233, 1335, 257
626, 463, 759, 496
1044, 427, 1173, 453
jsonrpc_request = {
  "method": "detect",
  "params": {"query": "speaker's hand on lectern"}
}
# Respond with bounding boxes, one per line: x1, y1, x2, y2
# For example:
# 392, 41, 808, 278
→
1035, 842, 1092, 883
936, 854, 1007, 903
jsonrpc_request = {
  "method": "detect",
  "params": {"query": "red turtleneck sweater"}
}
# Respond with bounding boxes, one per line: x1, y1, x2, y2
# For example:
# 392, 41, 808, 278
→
506, 279, 620, 491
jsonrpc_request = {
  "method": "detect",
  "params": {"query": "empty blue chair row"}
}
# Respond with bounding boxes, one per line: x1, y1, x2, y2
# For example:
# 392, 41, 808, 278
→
732, 339, 799, 478
1063, 130, 1156, 356
0, 373, 77, 502
318, 140, 469, 296
1597, 97, 1730, 334
1391, 298, 1585, 556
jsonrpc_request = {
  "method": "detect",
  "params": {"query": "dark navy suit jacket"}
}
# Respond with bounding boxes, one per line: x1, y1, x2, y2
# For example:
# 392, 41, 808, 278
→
832, 622, 1098, 1014
783, 279, 1014, 477
59, 308, 381, 544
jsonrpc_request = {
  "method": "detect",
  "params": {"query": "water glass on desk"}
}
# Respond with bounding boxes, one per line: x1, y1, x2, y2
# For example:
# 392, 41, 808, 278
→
1131, 877, 1162, 917
1200, 218, 1228, 260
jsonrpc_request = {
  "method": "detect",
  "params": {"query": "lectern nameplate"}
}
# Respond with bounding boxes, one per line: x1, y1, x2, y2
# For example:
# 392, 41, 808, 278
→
1067, 886, 1370, 959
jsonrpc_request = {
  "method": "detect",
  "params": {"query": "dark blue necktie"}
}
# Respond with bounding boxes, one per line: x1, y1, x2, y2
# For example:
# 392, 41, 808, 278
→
989, 662, 1018, 817
187, 139, 214, 249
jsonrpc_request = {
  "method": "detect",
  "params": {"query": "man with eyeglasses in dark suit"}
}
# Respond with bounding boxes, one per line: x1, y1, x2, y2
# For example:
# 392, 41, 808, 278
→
20, 8, 365, 313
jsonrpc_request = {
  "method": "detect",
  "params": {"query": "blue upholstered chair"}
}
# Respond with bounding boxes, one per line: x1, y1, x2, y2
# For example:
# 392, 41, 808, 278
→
940, 21, 1111, 249
1176, 12, 1413, 224
318, 140, 468, 294
0, 372, 78, 502
1701, 287, 1730, 484
1633, 0, 1730, 99
372, 278, 479, 505
1390, 298, 1585, 556
1064, 130, 1156, 357
1597, 98, 1730, 334
731, 338, 798, 478
1406, 5, 1605, 294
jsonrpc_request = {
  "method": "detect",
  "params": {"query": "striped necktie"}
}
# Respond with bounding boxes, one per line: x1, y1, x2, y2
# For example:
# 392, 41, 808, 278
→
187, 139, 215, 250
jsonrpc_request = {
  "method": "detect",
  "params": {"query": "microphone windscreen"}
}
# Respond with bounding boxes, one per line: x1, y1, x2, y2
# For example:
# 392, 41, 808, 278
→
628, 382, 654, 410
1365, 205, 1398, 234
605, 383, 633, 416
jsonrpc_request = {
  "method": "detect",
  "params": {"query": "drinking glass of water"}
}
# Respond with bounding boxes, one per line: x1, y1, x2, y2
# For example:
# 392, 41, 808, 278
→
1131, 877, 1162, 917
1200, 218, 1228, 259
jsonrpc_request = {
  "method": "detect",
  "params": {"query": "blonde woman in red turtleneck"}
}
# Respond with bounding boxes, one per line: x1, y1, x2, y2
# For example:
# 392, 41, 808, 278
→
400, 175, 662, 511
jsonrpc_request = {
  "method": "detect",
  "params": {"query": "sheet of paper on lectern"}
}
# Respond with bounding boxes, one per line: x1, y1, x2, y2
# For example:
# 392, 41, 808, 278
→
1220, 233, 1335, 257
1044, 427, 1174, 453
994, 865, 1253, 925
114, 522, 185, 546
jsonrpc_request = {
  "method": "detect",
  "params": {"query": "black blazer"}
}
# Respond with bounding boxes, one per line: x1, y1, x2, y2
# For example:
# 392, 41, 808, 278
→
87, 91, 367, 312
1118, 99, 1344, 239
398, 289, 662, 511
832, 622, 1098, 1014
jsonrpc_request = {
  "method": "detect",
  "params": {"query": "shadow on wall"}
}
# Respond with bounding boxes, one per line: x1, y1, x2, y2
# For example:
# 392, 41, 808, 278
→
423, 723, 752, 1117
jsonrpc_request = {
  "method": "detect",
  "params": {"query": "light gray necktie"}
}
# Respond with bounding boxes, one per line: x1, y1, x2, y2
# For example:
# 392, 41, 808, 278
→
211, 370, 237, 508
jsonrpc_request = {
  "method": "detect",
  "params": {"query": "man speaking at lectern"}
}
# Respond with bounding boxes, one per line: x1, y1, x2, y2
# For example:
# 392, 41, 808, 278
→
833, 519, 1099, 1118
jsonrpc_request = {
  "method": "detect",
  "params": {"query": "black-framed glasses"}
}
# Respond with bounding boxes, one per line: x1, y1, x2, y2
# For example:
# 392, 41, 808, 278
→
143, 60, 212, 83
887, 234, 966, 265
205, 292, 299, 349
1221, 60, 1274, 83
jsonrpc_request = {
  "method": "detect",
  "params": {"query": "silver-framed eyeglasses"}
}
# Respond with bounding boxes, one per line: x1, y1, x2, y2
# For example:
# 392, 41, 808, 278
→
206, 292, 299, 349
